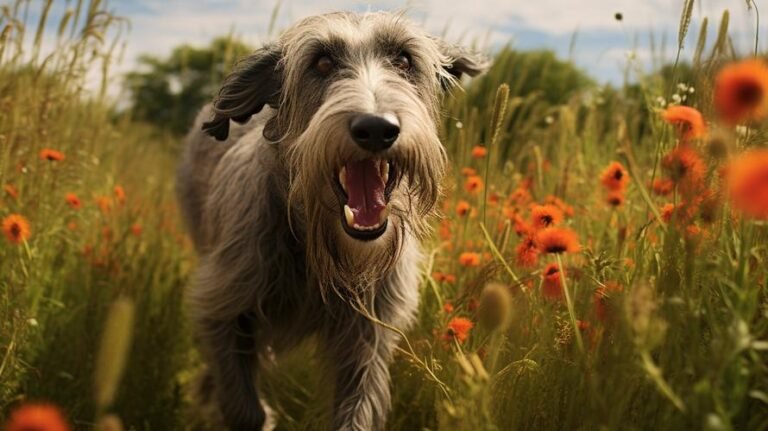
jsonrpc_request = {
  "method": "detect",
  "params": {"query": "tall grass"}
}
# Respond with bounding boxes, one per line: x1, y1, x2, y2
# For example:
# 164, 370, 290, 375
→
1, 1, 191, 428
1, 1, 767, 430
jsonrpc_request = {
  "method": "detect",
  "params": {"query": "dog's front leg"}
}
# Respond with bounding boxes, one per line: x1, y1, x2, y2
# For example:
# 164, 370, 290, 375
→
197, 311, 266, 430
325, 313, 399, 431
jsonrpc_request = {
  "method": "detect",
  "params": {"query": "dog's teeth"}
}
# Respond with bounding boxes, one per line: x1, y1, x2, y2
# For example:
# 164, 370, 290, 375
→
381, 161, 390, 183
339, 167, 347, 192
379, 207, 389, 224
344, 205, 354, 227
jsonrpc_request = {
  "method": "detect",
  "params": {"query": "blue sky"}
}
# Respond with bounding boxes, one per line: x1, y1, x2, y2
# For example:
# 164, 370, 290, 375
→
42, 0, 768, 86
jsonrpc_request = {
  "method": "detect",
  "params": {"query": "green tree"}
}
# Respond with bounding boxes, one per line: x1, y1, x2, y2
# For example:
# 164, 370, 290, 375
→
125, 36, 253, 135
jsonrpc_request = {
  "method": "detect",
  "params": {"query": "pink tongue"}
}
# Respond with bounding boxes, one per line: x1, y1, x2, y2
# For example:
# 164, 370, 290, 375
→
345, 159, 386, 227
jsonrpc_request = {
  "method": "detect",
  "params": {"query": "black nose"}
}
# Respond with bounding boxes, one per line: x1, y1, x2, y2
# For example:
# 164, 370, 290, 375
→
349, 114, 400, 152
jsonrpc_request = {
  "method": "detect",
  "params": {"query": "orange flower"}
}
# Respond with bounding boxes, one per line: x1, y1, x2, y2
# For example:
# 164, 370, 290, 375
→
652, 178, 674, 196
464, 175, 484, 194
542, 263, 563, 299
439, 219, 451, 241
714, 59, 768, 125
488, 192, 500, 206
600, 161, 630, 191
95, 196, 111, 215
512, 214, 531, 237
515, 236, 539, 268
456, 200, 471, 217
530, 204, 563, 229
4, 403, 70, 431
461, 167, 478, 177
726, 149, 768, 219
442, 317, 474, 343
662, 145, 706, 195
471, 145, 488, 159
605, 191, 625, 207
114, 185, 126, 205
4, 184, 19, 200
64, 193, 81, 210
458, 252, 481, 267
544, 195, 574, 217
536, 227, 580, 254
39, 148, 65, 161
130, 224, 143, 236
662, 105, 706, 141
661, 203, 676, 222
2, 214, 31, 245
443, 302, 454, 313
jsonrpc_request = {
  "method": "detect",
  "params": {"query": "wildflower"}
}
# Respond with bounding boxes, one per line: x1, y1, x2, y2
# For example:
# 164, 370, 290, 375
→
542, 263, 563, 299
114, 186, 126, 205
444, 274, 456, 283
95, 196, 111, 215
652, 178, 674, 196
458, 252, 481, 267
4, 402, 70, 431
536, 227, 580, 254
606, 191, 625, 208
661, 203, 676, 223
512, 214, 531, 237
39, 148, 65, 161
662, 105, 706, 141
65, 193, 81, 210
130, 224, 142, 237
545, 195, 574, 217
662, 145, 706, 195
2, 214, 31, 245
439, 219, 451, 241
726, 149, 768, 219
478, 282, 513, 331
456, 200, 471, 217
530, 204, 563, 229
464, 175, 484, 194
67, 222, 77, 231
714, 59, 768, 124
471, 145, 488, 159
515, 236, 539, 268
443, 302, 454, 313
4, 184, 18, 200
442, 317, 474, 343
488, 192, 500, 206
461, 167, 477, 177
600, 161, 630, 191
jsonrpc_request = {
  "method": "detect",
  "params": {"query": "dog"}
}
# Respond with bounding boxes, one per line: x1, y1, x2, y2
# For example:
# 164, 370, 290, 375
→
177, 11, 485, 430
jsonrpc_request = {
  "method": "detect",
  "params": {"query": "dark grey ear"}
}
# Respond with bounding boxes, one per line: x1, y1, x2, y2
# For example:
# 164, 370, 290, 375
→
203, 44, 282, 141
435, 39, 488, 88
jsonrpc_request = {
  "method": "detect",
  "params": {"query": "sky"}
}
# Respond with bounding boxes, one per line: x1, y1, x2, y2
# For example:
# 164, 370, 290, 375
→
31, 0, 768, 88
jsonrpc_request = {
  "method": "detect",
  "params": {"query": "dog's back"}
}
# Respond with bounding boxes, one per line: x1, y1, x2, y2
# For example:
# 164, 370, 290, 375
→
176, 104, 260, 250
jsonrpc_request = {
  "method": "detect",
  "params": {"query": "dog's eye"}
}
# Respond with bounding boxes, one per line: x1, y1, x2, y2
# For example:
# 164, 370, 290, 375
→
392, 53, 411, 72
315, 55, 335, 76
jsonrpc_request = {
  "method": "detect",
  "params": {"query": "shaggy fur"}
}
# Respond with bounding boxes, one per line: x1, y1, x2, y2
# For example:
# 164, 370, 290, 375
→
177, 11, 485, 430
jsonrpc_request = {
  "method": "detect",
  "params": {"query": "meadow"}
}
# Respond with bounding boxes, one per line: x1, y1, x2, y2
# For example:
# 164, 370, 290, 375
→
1, 1, 768, 430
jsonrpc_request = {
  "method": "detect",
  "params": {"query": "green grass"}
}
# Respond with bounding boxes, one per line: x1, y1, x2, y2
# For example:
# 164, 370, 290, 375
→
1, 1, 767, 430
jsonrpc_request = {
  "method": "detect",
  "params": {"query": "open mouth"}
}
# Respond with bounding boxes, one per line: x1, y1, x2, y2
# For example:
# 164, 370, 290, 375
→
333, 158, 397, 241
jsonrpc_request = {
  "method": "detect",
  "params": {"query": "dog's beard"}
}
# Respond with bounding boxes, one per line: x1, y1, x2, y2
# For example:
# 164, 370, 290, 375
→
284, 105, 445, 295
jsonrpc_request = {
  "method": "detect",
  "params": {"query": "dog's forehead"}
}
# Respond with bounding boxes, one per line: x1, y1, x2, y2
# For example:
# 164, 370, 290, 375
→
282, 12, 428, 53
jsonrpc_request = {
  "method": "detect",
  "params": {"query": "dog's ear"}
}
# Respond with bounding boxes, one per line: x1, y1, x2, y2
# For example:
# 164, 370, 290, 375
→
434, 39, 488, 89
203, 44, 282, 141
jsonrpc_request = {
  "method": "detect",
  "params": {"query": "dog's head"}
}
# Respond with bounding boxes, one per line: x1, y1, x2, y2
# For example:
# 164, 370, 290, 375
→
204, 12, 486, 287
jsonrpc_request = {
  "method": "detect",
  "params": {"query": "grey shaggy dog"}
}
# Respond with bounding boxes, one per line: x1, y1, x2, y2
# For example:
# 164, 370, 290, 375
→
177, 11, 486, 431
